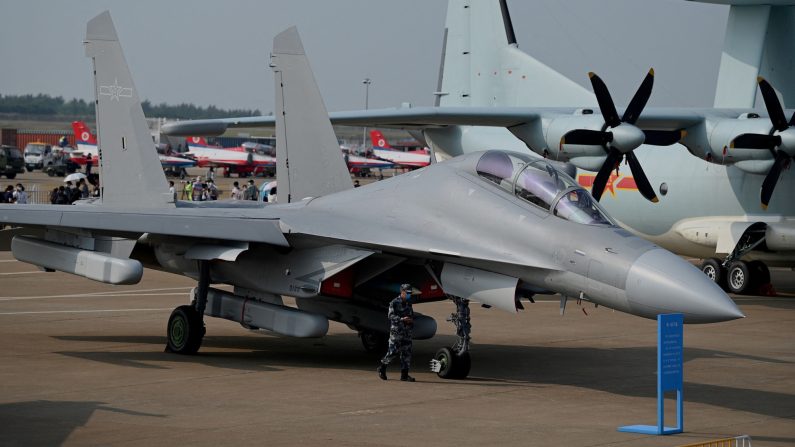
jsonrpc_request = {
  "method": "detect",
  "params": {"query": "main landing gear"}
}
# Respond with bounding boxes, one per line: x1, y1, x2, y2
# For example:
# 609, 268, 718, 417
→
431, 296, 471, 379
701, 258, 771, 295
166, 260, 209, 354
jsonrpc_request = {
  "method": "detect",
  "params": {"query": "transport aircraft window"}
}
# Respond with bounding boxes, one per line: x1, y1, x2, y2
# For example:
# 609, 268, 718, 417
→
553, 189, 613, 226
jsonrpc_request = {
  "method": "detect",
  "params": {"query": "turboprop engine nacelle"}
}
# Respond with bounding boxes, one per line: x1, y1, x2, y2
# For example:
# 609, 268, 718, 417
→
544, 114, 608, 166
691, 115, 776, 174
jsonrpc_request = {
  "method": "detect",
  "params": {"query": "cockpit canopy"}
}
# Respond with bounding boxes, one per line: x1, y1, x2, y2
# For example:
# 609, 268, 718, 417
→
475, 150, 613, 226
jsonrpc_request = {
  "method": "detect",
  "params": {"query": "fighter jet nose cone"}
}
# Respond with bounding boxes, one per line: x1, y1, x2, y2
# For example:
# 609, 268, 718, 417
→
625, 249, 744, 323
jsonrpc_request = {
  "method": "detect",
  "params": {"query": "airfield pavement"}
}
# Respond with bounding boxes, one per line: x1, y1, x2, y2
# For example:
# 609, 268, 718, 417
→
0, 250, 793, 447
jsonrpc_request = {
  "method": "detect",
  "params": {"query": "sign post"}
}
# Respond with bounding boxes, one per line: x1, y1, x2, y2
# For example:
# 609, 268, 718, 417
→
618, 313, 684, 435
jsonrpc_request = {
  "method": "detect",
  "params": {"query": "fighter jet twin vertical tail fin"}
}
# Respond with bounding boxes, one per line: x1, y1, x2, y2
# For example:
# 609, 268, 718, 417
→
84, 11, 172, 207
271, 27, 353, 204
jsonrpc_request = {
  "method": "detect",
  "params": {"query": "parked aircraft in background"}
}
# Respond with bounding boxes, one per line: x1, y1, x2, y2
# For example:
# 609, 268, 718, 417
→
369, 130, 430, 168
72, 121, 195, 170
340, 144, 394, 171
0, 15, 742, 380
163, 0, 795, 295
185, 136, 275, 177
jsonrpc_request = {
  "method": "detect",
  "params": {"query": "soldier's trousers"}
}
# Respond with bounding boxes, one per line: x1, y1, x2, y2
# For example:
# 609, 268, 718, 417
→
381, 331, 412, 370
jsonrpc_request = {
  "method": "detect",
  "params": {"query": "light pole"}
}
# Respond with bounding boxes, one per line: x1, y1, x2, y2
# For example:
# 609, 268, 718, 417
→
361, 78, 372, 153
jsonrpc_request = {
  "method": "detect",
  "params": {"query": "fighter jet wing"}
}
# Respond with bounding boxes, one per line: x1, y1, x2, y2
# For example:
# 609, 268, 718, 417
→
0, 204, 288, 247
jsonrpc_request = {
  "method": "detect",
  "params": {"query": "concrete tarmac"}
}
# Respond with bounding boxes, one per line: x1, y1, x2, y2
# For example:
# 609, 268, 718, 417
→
0, 250, 793, 446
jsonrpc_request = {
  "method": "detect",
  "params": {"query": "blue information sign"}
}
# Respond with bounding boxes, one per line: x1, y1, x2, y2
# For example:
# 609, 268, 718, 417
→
660, 314, 683, 391
619, 313, 684, 436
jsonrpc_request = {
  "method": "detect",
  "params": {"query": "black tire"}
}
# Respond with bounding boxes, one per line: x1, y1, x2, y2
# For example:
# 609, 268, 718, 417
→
726, 261, 751, 294
46, 168, 55, 177
453, 351, 471, 379
25, 167, 33, 172
166, 305, 204, 354
360, 330, 388, 356
5, 172, 15, 179
701, 258, 727, 290
434, 347, 471, 379
747, 261, 770, 288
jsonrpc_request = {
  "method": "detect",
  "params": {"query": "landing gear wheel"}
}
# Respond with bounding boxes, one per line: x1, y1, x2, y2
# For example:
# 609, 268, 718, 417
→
701, 258, 727, 290
166, 305, 204, 354
747, 261, 770, 290
727, 261, 751, 294
433, 347, 471, 379
359, 330, 387, 356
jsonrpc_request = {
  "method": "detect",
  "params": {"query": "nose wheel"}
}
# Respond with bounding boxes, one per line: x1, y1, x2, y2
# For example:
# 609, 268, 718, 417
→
431, 346, 471, 379
430, 296, 472, 379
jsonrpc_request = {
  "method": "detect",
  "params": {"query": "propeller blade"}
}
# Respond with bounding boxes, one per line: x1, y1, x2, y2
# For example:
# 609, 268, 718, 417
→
622, 68, 654, 124
761, 151, 790, 209
589, 72, 621, 128
625, 152, 659, 203
730, 133, 781, 150
643, 129, 684, 146
591, 148, 622, 201
560, 129, 613, 147
758, 77, 789, 132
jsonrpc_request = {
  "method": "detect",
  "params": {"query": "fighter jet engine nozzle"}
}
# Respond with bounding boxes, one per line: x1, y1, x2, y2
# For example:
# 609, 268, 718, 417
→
625, 249, 744, 323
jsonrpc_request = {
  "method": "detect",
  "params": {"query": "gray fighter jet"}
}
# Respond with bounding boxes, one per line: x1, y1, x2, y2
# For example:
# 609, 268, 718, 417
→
0, 12, 742, 379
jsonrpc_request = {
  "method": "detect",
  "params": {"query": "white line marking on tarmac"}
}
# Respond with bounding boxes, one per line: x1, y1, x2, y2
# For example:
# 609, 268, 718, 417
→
0, 271, 45, 275
0, 260, 20, 263
0, 292, 189, 302
0, 308, 173, 316
0, 287, 194, 301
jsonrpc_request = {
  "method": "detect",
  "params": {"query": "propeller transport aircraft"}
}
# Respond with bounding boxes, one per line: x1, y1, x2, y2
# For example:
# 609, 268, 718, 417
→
164, 0, 795, 296
0, 12, 744, 379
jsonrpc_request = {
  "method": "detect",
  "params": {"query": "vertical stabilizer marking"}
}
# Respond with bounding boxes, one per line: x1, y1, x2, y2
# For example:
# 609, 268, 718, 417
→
84, 11, 172, 207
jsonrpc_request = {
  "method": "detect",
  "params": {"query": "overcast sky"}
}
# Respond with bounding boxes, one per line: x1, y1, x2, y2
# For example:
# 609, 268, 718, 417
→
0, 0, 729, 113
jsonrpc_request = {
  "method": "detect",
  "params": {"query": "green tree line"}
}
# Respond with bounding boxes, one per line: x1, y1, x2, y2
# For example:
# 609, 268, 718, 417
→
0, 93, 261, 119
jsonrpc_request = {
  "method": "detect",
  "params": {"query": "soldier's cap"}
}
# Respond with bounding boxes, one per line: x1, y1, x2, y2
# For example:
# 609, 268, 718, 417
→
400, 284, 412, 292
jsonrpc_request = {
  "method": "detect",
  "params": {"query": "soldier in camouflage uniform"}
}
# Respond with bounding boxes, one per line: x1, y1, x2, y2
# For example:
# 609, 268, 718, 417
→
378, 284, 415, 382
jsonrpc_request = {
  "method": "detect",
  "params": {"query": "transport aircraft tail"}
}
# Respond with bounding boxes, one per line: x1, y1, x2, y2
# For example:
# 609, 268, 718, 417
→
705, 0, 795, 108
84, 11, 173, 207
271, 27, 352, 203
436, 0, 595, 108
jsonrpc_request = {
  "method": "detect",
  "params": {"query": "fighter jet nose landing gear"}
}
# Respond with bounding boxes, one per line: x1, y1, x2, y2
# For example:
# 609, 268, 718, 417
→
430, 296, 472, 379
166, 260, 209, 354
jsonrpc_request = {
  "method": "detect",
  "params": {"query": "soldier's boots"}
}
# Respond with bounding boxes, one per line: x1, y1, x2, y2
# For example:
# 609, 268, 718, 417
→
377, 363, 387, 380
400, 369, 415, 382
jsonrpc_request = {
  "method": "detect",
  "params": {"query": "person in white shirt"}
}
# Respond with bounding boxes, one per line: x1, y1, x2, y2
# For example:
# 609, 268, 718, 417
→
12, 184, 27, 204
230, 181, 242, 200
